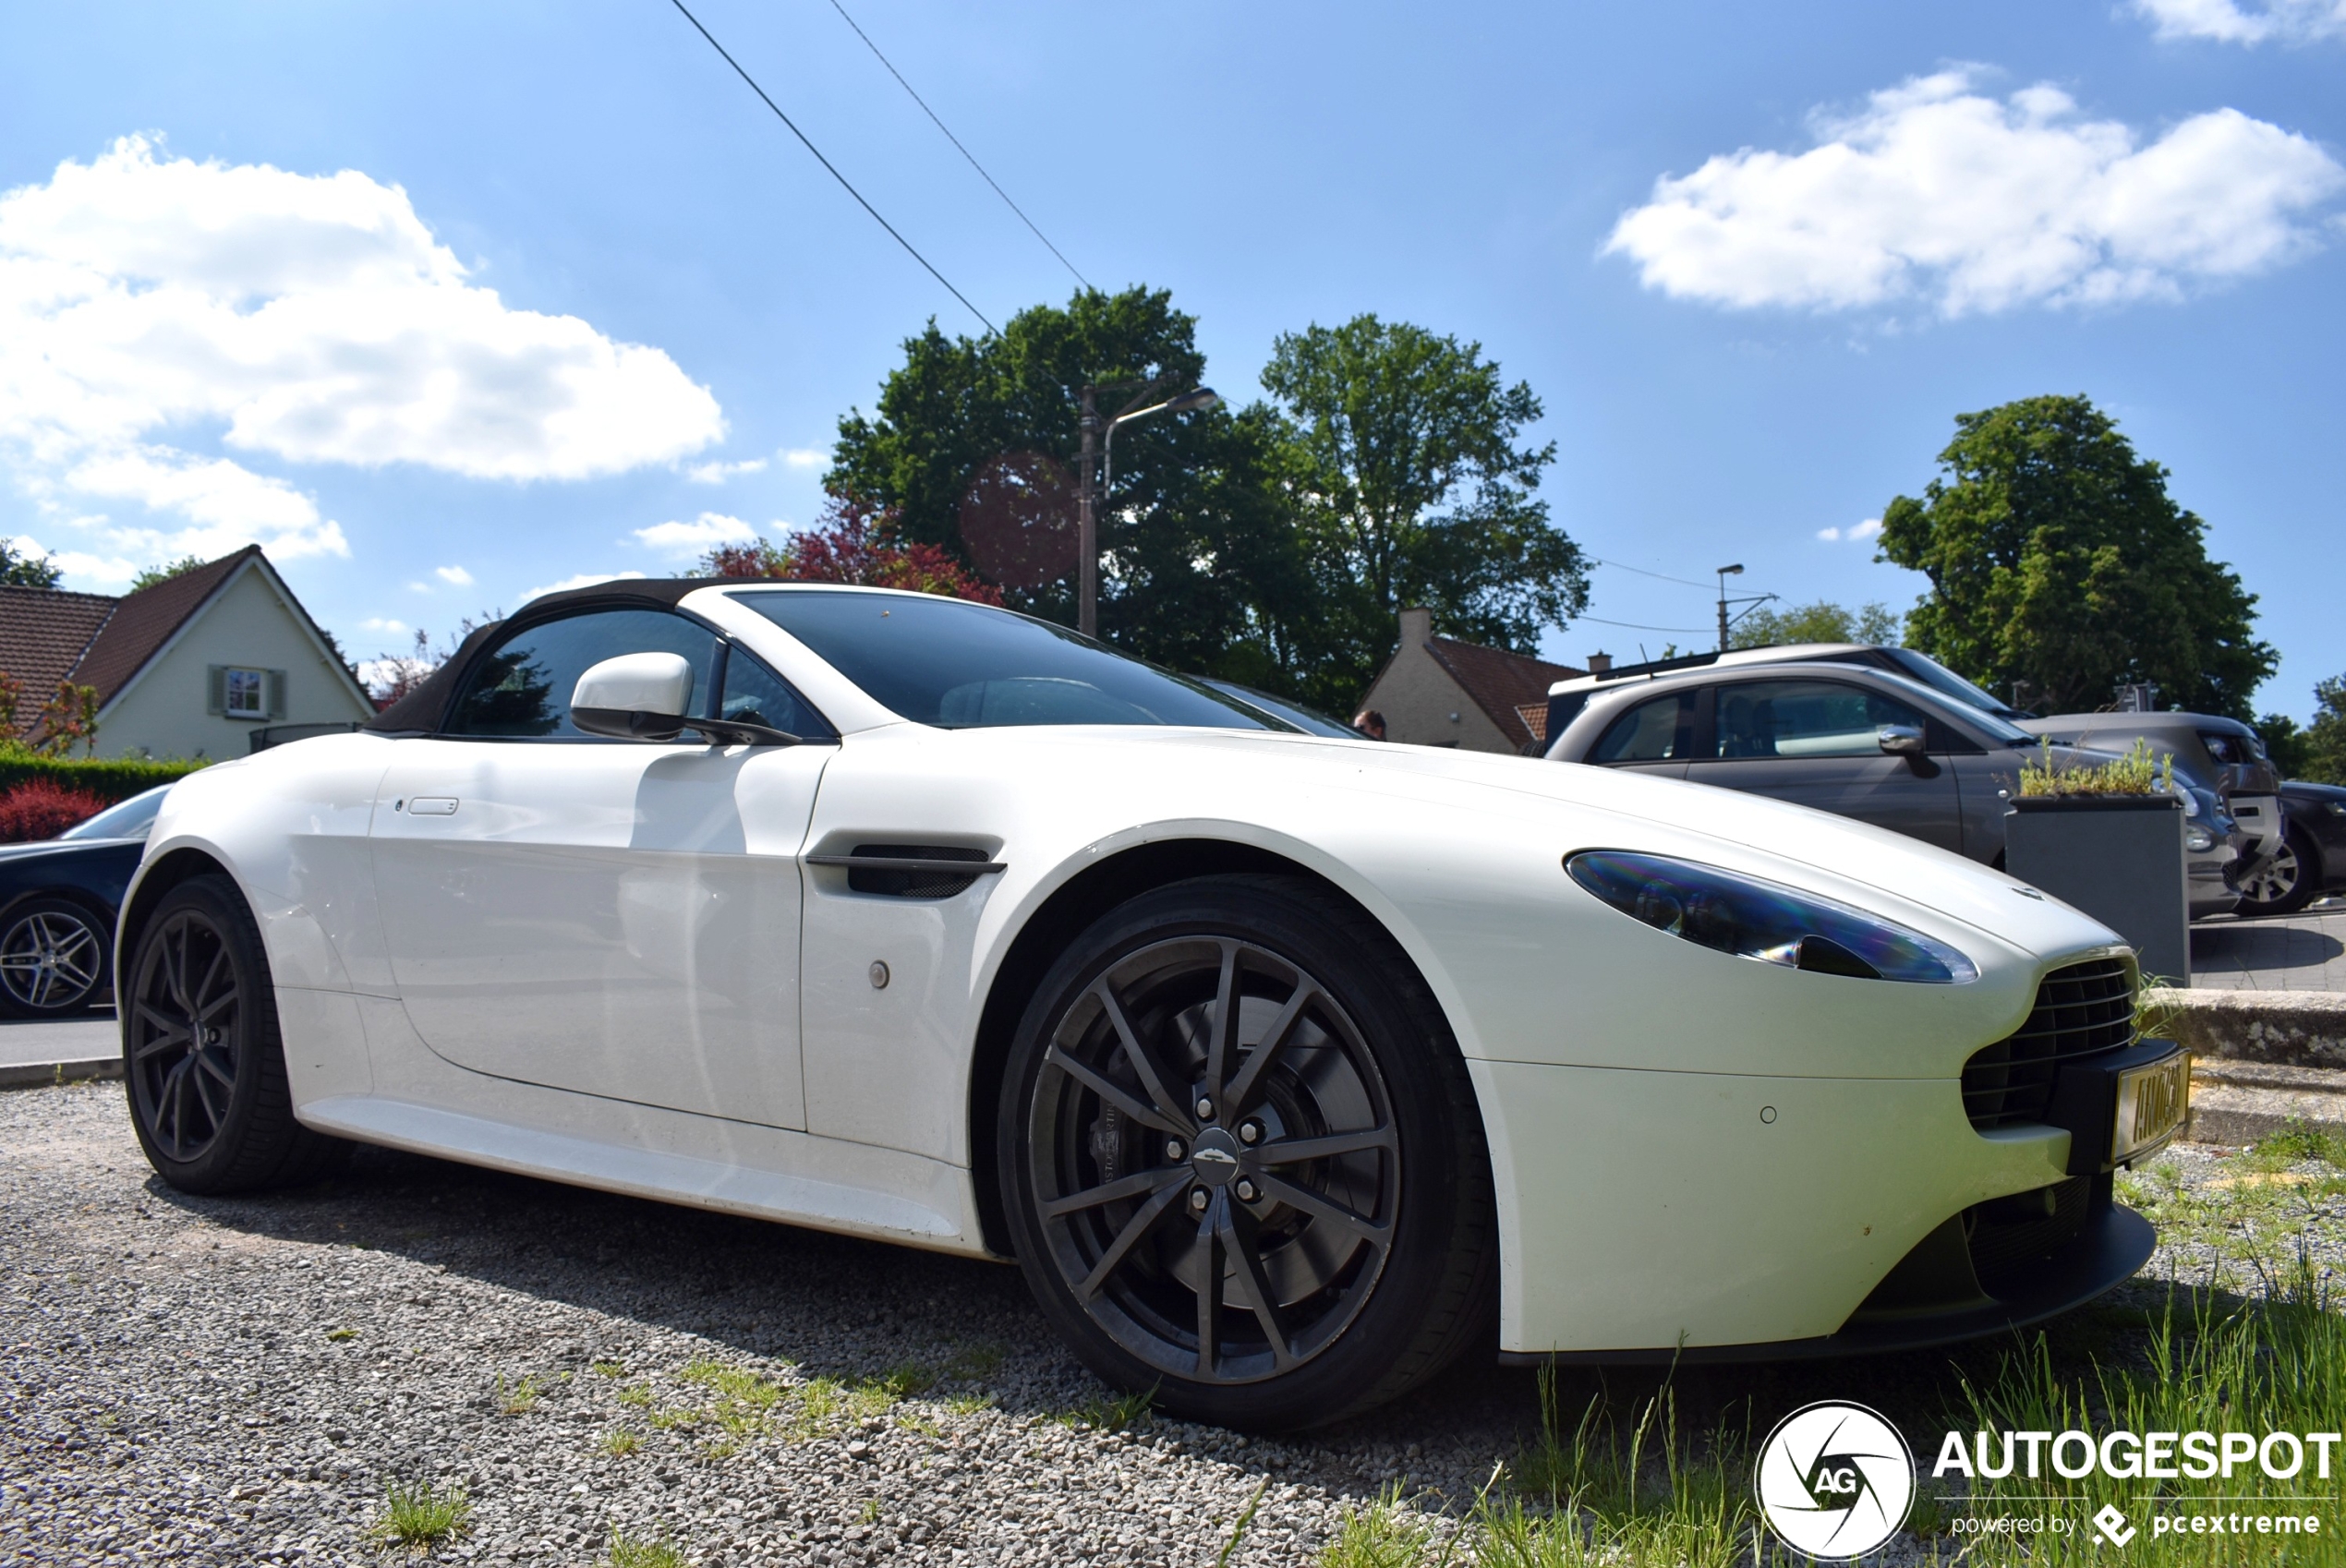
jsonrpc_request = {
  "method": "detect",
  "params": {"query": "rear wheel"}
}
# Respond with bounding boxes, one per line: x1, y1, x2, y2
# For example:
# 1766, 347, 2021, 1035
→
2237, 824, 2317, 917
998, 874, 1495, 1429
0, 898, 110, 1017
124, 875, 347, 1193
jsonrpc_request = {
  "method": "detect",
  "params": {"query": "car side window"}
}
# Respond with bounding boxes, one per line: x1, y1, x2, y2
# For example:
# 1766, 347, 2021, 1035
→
1590, 693, 1695, 763
446, 609, 720, 739
1713, 681, 1928, 760
718, 645, 838, 742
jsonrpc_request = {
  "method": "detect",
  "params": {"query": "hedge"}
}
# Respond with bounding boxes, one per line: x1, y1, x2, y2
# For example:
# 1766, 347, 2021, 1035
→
0, 745, 209, 804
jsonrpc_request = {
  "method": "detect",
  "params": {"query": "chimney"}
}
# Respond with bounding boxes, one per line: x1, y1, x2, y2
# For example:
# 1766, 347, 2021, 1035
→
1586, 652, 1613, 676
1398, 606, 1433, 648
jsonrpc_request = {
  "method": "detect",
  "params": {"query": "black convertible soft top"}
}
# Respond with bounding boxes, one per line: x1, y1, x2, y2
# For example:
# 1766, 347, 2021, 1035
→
363, 577, 729, 735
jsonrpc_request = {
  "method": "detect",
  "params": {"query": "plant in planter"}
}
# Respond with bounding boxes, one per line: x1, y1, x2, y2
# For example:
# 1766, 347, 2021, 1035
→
2006, 739, 2190, 982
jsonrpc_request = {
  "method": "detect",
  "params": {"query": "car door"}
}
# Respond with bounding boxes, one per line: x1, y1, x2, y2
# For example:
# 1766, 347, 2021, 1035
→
369, 607, 833, 1129
1685, 678, 1965, 853
1576, 689, 1697, 779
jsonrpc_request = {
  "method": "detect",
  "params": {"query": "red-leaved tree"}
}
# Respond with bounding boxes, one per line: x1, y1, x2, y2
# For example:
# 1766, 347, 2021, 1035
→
701, 491, 1003, 605
0, 779, 109, 842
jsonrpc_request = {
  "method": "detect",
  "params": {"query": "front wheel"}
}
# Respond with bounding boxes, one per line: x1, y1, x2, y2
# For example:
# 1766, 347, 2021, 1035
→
124, 874, 348, 1193
0, 898, 111, 1016
998, 874, 1495, 1430
2236, 824, 2318, 917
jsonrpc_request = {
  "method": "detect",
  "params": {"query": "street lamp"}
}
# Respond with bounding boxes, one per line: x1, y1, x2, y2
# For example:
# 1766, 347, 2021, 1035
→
1714, 564, 1743, 652
1075, 383, 1220, 637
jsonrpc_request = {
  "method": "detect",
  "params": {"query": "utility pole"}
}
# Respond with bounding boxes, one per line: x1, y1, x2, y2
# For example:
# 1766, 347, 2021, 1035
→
1715, 564, 1744, 652
1077, 384, 1101, 639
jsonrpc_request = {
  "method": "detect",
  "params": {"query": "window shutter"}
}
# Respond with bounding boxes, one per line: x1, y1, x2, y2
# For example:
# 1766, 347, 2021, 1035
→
266, 669, 287, 719
207, 666, 227, 716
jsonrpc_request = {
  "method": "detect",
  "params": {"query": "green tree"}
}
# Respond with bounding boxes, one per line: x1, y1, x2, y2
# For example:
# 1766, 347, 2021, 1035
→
828, 287, 1309, 690
1259, 316, 1588, 705
2270, 675, 2346, 785
1729, 599, 1899, 650
1, 538, 63, 588
1877, 395, 2273, 718
130, 556, 205, 591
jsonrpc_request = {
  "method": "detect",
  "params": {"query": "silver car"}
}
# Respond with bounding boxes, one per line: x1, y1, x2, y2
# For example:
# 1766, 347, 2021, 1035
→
1542, 661, 2241, 918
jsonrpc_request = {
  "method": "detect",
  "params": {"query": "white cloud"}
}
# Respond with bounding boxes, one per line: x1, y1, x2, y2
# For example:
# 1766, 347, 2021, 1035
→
685, 457, 768, 484
1819, 517, 1885, 542
433, 563, 473, 586
0, 135, 726, 579
780, 448, 826, 469
2135, 0, 2346, 42
633, 512, 757, 556
519, 569, 647, 604
1603, 70, 2345, 316
361, 616, 410, 633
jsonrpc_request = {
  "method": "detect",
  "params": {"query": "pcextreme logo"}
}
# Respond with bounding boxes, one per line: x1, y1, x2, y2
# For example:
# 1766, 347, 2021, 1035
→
1752, 1401, 1916, 1561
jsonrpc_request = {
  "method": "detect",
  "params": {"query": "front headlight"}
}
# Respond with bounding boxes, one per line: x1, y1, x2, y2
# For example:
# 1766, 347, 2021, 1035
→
2184, 825, 2216, 852
1566, 850, 1978, 984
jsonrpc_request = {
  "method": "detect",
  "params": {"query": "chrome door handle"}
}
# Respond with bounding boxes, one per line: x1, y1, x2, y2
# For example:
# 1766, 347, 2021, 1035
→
400, 797, 460, 815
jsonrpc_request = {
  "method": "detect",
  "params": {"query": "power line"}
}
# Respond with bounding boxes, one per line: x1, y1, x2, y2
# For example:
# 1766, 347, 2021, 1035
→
1576, 614, 1712, 634
666, 0, 997, 332
1586, 556, 1720, 593
825, 0, 1091, 292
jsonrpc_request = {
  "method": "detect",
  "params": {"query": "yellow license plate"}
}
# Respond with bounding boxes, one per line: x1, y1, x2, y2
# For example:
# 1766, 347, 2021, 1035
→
2113, 1051, 2190, 1164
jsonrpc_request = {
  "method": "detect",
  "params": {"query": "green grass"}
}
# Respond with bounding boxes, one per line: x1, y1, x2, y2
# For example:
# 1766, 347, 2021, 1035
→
2253, 1120, 2346, 1170
1946, 1267, 2346, 1566
599, 1429, 641, 1458
495, 1372, 541, 1415
370, 1478, 472, 1547
615, 1382, 652, 1408
1055, 1384, 1156, 1432
944, 1341, 1005, 1380
604, 1528, 684, 1568
325, 1327, 358, 1343
590, 1358, 627, 1379
1320, 1485, 1443, 1568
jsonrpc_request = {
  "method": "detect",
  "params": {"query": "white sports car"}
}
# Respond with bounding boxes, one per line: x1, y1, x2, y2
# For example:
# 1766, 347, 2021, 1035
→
118, 581, 2187, 1429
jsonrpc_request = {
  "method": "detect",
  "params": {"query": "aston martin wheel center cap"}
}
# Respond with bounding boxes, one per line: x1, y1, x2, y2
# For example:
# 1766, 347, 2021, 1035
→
1189, 1128, 1243, 1188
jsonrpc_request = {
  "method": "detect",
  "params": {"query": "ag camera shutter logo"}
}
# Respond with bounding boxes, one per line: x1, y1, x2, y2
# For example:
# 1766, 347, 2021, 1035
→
1753, 1401, 1917, 1559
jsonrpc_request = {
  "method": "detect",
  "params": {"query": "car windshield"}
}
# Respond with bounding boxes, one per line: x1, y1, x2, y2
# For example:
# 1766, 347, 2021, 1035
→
59, 785, 168, 841
1883, 648, 2029, 725
1201, 680, 1352, 737
732, 589, 1285, 731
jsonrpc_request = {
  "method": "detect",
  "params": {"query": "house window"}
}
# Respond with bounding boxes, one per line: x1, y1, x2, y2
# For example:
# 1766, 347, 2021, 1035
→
224, 669, 265, 718
208, 665, 284, 720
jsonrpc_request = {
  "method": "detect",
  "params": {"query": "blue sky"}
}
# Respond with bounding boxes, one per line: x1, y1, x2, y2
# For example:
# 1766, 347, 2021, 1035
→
3, 0, 2340, 718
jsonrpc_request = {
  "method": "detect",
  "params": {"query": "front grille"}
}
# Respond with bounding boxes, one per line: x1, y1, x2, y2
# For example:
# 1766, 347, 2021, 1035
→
1965, 1175, 2093, 1291
1961, 958, 2135, 1131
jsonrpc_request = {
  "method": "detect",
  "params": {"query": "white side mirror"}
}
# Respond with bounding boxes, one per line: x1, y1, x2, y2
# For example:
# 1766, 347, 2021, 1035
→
572, 653, 695, 741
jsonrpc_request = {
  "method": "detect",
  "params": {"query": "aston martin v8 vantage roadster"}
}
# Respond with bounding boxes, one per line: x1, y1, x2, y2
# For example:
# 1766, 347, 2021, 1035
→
117, 580, 2183, 1429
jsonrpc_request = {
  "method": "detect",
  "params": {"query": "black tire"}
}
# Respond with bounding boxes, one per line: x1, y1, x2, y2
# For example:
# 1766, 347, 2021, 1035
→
2236, 823, 2319, 918
998, 874, 1496, 1430
123, 874, 349, 1193
0, 897, 112, 1017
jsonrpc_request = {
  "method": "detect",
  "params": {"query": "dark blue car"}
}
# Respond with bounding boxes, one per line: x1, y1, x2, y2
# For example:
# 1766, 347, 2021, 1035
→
0, 785, 170, 1018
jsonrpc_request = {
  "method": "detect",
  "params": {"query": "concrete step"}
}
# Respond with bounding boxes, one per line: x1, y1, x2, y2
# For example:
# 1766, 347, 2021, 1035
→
2184, 1057, 2346, 1148
2146, 987, 2346, 1071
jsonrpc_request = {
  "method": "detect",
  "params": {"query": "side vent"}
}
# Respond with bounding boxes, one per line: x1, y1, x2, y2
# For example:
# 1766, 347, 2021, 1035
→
806, 844, 1004, 899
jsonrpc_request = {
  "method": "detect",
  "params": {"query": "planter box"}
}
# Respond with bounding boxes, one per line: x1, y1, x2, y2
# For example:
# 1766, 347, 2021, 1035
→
2004, 794, 2188, 983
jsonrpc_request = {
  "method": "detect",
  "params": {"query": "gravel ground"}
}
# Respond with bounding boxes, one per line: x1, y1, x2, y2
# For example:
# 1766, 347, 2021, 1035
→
2, 1080, 2335, 1568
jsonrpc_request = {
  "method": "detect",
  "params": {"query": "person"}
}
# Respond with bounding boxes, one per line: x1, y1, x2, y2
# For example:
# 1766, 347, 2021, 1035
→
1351, 708, 1386, 742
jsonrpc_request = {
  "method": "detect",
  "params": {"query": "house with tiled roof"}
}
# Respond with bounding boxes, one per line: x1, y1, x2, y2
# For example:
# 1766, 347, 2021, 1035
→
0, 547, 374, 761
1358, 607, 1585, 754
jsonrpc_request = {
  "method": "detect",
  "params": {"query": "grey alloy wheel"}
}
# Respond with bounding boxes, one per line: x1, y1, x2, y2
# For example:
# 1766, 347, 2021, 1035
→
127, 903, 246, 1164
1025, 933, 1401, 1385
0, 900, 107, 1015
